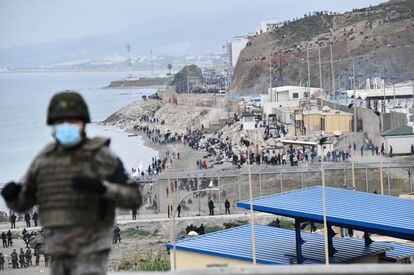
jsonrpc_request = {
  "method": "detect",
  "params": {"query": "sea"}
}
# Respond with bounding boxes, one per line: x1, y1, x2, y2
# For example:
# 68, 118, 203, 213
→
0, 71, 159, 211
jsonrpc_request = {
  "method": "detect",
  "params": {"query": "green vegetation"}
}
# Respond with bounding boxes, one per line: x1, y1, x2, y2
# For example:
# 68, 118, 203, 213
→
120, 227, 152, 238
117, 251, 170, 271
204, 225, 223, 234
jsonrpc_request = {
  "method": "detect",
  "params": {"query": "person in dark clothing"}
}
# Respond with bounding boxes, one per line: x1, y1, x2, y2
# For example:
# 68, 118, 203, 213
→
389, 145, 393, 157
24, 212, 31, 228
32, 211, 38, 227
310, 222, 317, 233
11, 249, 18, 268
7, 230, 12, 246
34, 247, 40, 266
1, 232, 7, 248
131, 208, 137, 220
208, 199, 215, 216
198, 224, 205, 235
19, 248, 26, 268
0, 252, 4, 270
177, 204, 182, 218
224, 199, 231, 215
10, 213, 16, 229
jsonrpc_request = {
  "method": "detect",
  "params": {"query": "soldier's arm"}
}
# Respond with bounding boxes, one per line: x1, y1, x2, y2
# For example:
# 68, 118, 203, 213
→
5, 160, 37, 213
93, 147, 142, 209
102, 158, 142, 209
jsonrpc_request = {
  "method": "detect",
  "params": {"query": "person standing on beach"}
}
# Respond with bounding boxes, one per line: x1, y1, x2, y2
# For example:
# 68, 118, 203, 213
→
1, 91, 142, 275
224, 199, 231, 215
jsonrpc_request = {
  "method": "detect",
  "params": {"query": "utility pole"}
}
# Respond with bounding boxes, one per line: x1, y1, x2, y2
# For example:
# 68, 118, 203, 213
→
318, 44, 323, 107
306, 41, 311, 137
353, 59, 357, 132
330, 40, 336, 110
269, 47, 272, 91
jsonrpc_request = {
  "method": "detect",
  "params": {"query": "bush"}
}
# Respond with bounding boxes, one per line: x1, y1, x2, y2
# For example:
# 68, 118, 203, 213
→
117, 251, 170, 271
120, 227, 151, 238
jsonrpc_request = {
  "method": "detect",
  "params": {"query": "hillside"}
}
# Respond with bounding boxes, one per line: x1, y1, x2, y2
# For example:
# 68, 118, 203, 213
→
230, 0, 414, 94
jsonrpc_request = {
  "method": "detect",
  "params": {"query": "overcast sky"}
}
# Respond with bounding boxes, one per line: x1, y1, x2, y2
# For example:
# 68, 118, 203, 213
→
0, 0, 386, 49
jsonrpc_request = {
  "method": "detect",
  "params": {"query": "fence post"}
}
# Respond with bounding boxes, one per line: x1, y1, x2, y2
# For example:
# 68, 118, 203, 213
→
217, 177, 221, 212
343, 168, 347, 188
365, 167, 368, 192
238, 173, 242, 200
301, 171, 304, 189
387, 167, 391, 195
280, 172, 283, 193
259, 172, 262, 197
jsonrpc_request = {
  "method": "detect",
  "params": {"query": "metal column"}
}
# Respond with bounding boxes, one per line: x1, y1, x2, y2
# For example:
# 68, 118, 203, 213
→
294, 219, 305, 264
280, 172, 283, 193
259, 173, 262, 197
387, 167, 391, 195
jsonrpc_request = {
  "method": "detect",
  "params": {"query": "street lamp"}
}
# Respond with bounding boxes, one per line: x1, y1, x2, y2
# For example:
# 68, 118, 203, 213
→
172, 187, 220, 270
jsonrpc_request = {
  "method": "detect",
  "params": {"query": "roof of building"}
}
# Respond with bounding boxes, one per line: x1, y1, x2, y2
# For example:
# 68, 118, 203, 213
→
380, 125, 414, 137
237, 186, 414, 241
167, 224, 399, 265
381, 242, 414, 260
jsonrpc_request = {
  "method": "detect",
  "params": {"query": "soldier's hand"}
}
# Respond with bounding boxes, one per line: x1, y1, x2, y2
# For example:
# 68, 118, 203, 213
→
1, 181, 21, 202
71, 176, 107, 195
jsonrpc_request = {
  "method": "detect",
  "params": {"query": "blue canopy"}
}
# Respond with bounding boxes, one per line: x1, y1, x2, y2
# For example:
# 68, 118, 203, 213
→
237, 186, 414, 241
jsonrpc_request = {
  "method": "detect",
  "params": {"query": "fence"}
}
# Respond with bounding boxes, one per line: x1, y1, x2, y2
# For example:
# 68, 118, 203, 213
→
131, 161, 414, 219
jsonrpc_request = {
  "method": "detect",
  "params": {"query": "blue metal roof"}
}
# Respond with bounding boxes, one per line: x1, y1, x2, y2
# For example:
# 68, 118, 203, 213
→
167, 224, 393, 265
237, 186, 414, 241
381, 242, 414, 260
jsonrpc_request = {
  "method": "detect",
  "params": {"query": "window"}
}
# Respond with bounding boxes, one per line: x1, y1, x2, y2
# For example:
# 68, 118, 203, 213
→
320, 118, 325, 131
292, 92, 299, 99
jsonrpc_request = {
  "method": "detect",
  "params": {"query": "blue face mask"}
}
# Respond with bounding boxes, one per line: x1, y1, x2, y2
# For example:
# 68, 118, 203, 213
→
53, 123, 82, 148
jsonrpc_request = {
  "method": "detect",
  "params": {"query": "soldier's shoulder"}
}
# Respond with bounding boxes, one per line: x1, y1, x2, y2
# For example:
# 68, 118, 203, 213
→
89, 137, 120, 174
35, 142, 58, 158
84, 137, 111, 151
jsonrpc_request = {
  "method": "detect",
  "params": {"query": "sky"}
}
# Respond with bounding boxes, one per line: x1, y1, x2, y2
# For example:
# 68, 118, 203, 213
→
0, 0, 386, 50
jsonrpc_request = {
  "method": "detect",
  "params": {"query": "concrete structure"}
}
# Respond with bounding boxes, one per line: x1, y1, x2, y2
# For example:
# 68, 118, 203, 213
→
381, 125, 414, 155
256, 17, 283, 34
262, 86, 322, 126
229, 36, 249, 68
242, 113, 257, 130
300, 106, 353, 134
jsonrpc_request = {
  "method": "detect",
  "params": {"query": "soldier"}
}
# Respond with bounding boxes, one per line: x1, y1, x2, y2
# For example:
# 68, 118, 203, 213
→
1, 91, 142, 275
11, 249, 18, 269
24, 212, 31, 227
32, 211, 39, 227
19, 248, 26, 268
34, 247, 40, 266
0, 252, 4, 270
25, 248, 32, 266
1, 232, 7, 248
6, 230, 12, 247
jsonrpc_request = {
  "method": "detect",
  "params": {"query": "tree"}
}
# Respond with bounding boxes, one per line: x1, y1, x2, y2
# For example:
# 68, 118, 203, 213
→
167, 64, 172, 75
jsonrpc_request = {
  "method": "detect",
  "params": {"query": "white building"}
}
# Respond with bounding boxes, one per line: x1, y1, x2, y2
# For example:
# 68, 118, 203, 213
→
261, 86, 323, 122
381, 125, 414, 155
229, 36, 249, 68
256, 17, 283, 35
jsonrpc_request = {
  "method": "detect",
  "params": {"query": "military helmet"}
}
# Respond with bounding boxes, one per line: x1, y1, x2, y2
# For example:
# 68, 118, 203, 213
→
47, 90, 91, 125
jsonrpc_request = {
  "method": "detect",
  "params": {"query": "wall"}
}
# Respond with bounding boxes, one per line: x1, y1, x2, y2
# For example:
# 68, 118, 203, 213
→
172, 250, 263, 270
231, 37, 249, 68
383, 135, 414, 154
303, 113, 352, 134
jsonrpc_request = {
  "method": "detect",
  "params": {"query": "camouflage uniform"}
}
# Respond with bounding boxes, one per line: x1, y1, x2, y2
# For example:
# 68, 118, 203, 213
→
2, 91, 142, 275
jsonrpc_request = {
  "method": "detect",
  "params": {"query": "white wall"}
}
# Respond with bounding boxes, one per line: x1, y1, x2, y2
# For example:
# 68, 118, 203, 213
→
230, 37, 249, 67
384, 135, 414, 154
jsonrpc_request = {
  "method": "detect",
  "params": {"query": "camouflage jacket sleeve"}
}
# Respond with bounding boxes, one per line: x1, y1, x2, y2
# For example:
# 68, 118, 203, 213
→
92, 145, 142, 209
6, 145, 47, 213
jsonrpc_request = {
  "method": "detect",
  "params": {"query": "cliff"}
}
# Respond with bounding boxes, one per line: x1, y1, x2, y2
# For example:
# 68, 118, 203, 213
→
230, 0, 414, 94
